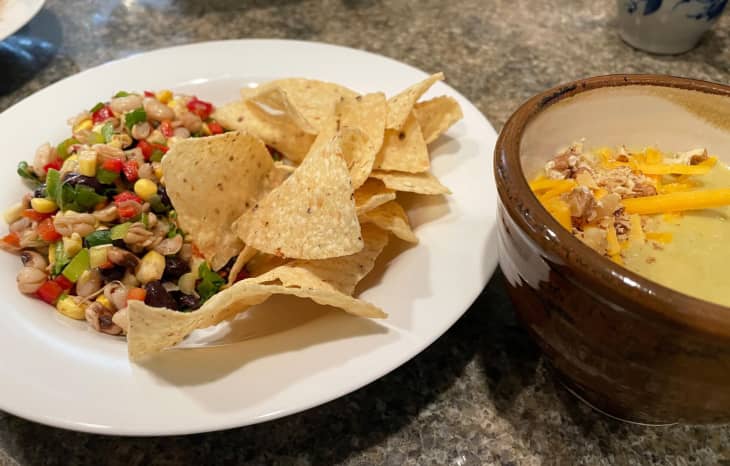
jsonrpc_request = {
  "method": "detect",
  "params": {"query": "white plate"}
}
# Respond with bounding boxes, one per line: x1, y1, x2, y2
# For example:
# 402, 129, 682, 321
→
0, 39, 498, 435
0, 0, 44, 41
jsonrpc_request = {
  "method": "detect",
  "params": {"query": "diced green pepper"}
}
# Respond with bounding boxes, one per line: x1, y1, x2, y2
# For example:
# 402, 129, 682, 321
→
56, 138, 78, 160
51, 241, 70, 277
62, 248, 90, 283
148, 194, 168, 214
84, 230, 112, 247
89, 245, 111, 269
96, 168, 119, 184
110, 222, 132, 240
150, 149, 164, 163
73, 186, 105, 211
124, 108, 147, 130
87, 132, 105, 145
113, 91, 130, 98
101, 122, 115, 143
89, 102, 105, 113
45, 169, 62, 204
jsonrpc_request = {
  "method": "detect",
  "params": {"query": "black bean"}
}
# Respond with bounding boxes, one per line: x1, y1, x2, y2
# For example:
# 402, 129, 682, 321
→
157, 186, 171, 207
63, 173, 104, 193
100, 265, 126, 282
112, 239, 126, 249
171, 291, 201, 311
33, 184, 47, 198
163, 255, 190, 280
144, 280, 179, 310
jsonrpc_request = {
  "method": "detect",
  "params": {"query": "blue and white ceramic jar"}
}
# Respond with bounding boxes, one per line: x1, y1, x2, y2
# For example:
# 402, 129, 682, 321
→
617, 0, 727, 54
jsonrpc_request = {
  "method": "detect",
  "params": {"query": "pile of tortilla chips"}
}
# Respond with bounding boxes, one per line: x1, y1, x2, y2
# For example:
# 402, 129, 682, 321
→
127, 74, 463, 360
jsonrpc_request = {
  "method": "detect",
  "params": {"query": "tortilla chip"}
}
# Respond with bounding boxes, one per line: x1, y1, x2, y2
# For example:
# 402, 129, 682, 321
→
373, 113, 430, 173
243, 78, 357, 132
386, 73, 444, 130
226, 245, 258, 287
251, 223, 388, 295
127, 273, 385, 360
359, 201, 418, 243
414, 96, 463, 144
246, 86, 317, 134
236, 134, 363, 259
212, 101, 315, 163
370, 170, 451, 195
337, 93, 387, 188
355, 178, 396, 215
162, 131, 274, 270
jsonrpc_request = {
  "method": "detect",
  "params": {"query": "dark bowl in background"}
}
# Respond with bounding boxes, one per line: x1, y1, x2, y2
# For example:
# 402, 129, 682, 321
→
494, 74, 730, 424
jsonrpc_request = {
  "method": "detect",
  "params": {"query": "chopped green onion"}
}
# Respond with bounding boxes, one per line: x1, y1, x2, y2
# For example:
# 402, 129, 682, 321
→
62, 248, 90, 283
101, 122, 115, 143
113, 91, 130, 98
90, 102, 105, 113
141, 212, 149, 228
16, 161, 41, 187
124, 108, 147, 130
56, 138, 78, 160
96, 168, 119, 184
84, 230, 112, 248
110, 222, 132, 240
196, 262, 225, 302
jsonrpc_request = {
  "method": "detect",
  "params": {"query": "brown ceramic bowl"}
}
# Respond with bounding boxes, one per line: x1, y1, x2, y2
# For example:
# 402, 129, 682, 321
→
495, 74, 730, 424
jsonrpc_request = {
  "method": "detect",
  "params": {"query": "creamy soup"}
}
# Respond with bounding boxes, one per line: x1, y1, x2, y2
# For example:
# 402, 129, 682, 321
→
531, 142, 730, 307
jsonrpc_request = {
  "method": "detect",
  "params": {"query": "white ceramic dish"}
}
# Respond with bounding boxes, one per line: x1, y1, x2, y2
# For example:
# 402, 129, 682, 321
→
0, 39, 499, 435
0, 0, 44, 41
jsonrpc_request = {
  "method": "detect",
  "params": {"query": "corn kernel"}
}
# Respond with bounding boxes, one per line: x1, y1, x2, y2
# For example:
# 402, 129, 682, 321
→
201, 122, 211, 136
153, 163, 163, 180
134, 178, 158, 201
73, 119, 93, 133
3, 202, 24, 224
30, 197, 58, 214
89, 244, 111, 268
63, 232, 82, 257
56, 296, 86, 320
156, 90, 173, 104
96, 295, 112, 310
136, 250, 165, 284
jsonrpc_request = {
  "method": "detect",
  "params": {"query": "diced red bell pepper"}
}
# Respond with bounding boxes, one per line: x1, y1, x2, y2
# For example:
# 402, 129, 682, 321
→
137, 140, 153, 159
36, 280, 64, 305
43, 159, 62, 173
37, 218, 61, 242
1, 232, 20, 248
136, 140, 167, 161
144, 90, 155, 98
92, 105, 114, 124
208, 121, 224, 135
117, 203, 140, 219
187, 97, 214, 120
102, 158, 124, 173
160, 120, 174, 138
114, 191, 143, 205
21, 209, 51, 222
122, 160, 139, 182
53, 275, 73, 291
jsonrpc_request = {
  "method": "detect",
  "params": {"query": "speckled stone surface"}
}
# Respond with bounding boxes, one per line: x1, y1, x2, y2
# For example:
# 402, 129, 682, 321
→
2, 1, 730, 464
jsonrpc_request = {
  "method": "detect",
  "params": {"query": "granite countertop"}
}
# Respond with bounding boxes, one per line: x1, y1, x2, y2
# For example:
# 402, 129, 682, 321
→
2, 0, 730, 464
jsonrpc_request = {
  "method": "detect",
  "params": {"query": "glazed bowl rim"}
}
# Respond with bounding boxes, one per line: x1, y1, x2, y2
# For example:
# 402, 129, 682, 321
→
494, 74, 730, 338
